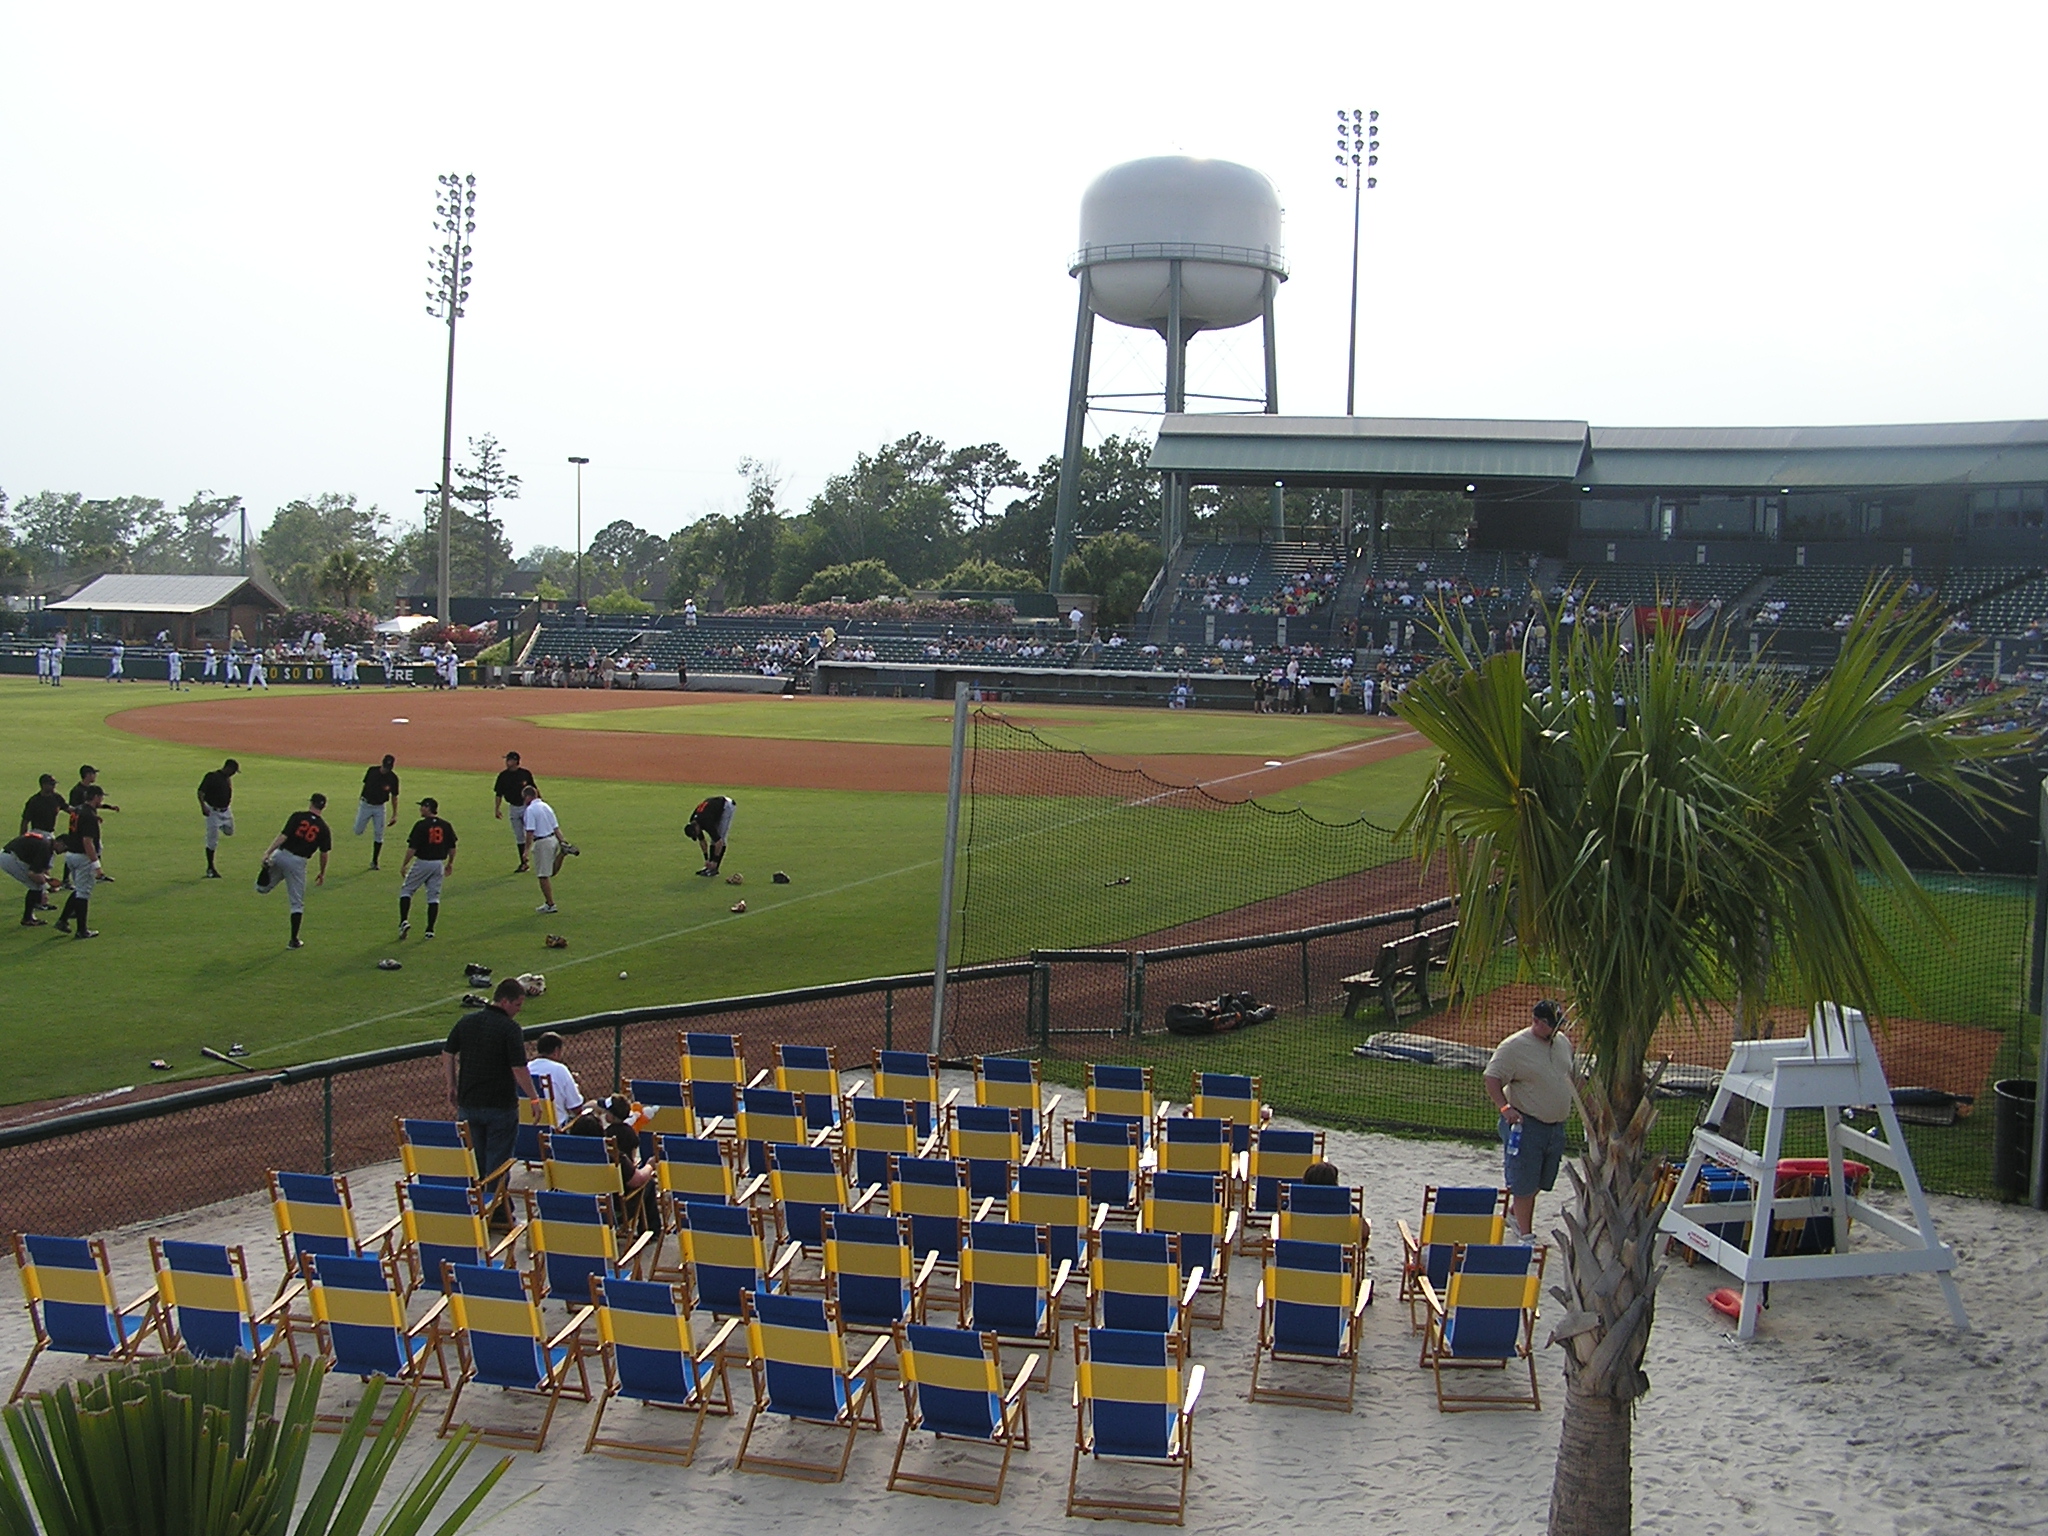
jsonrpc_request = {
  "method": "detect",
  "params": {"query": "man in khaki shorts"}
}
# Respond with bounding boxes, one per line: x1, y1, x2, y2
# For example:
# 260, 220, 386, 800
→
1484, 999, 1575, 1242
519, 785, 576, 915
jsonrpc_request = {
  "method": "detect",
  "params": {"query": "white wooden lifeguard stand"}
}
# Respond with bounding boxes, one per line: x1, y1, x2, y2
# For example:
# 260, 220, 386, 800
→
1659, 1002, 1966, 1339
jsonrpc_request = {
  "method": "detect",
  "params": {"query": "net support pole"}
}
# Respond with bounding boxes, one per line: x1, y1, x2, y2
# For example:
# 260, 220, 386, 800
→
930, 682, 970, 1054
2033, 780, 2048, 1208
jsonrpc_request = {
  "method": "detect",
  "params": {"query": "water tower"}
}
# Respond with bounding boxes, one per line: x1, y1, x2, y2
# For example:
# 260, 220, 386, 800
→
1048, 156, 1287, 587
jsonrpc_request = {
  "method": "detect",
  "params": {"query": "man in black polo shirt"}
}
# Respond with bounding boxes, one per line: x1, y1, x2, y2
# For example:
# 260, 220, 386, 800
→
259, 794, 332, 949
55, 788, 105, 940
355, 754, 401, 870
196, 759, 238, 878
443, 977, 542, 1226
1, 830, 56, 927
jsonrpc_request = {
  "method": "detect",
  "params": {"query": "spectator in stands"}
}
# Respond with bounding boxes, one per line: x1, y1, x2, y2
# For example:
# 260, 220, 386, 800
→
527, 1031, 580, 1126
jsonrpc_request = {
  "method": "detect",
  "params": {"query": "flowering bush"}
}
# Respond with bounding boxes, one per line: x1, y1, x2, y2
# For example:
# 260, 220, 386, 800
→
272, 608, 379, 644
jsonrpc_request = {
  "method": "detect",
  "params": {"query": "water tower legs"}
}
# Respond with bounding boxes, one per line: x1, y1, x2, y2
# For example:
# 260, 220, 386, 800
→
1264, 272, 1283, 536
1049, 272, 1096, 588
1163, 261, 1187, 554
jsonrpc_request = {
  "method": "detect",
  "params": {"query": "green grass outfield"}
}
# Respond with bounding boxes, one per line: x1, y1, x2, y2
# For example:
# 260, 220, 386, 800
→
0, 681, 1433, 1106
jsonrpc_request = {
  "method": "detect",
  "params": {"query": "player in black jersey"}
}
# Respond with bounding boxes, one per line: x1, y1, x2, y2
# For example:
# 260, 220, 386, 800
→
492, 752, 538, 872
259, 794, 333, 949
55, 789, 106, 939
1, 830, 56, 927
196, 759, 238, 877
397, 798, 458, 940
355, 754, 401, 869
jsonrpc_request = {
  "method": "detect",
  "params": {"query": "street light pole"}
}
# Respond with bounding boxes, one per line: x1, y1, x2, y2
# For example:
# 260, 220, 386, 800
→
568, 457, 590, 607
1335, 109, 1379, 561
425, 174, 477, 624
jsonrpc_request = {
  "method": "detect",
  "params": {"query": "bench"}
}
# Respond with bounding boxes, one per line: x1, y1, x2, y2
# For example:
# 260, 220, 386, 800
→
1340, 922, 1460, 1022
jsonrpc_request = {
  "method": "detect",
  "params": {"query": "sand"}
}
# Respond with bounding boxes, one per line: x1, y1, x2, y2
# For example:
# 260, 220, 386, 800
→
7, 1087, 2045, 1535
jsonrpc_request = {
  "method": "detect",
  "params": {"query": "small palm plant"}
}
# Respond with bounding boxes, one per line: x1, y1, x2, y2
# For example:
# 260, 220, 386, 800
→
0, 1353, 511, 1536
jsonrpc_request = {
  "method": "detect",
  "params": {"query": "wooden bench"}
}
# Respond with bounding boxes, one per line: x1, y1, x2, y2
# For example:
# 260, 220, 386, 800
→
1340, 922, 1460, 1021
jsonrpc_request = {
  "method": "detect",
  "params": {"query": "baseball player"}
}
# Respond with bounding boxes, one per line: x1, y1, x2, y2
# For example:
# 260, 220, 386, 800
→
196, 759, 238, 878
396, 796, 457, 940
166, 647, 184, 690
355, 754, 401, 870
34, 645, 49, 686
20, 773, 66, 839
106, 642, 125, 682
54, 787, 107, 940
202, 644, 220, 684
245, 651, 268, 690
224, 648, 242, 686
519, 784, 571, 914
258, 793, 332, 949
67, 767, 118, 879
686, 795, 736, 877
2, 829, 56, 927
492, 752, 537, 872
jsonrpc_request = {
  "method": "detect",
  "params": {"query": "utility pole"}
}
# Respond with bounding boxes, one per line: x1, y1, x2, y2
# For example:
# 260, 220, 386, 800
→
1335, 110, 1379, 560
568, 457, 590, 607
425, 174, 477, 623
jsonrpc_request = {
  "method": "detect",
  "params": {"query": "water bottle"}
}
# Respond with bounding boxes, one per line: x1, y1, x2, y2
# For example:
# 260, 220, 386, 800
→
1505, 1116, 1522, 1156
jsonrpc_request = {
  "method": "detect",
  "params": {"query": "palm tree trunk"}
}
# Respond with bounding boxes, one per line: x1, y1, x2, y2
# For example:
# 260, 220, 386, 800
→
1546, 1078, 1664, 1536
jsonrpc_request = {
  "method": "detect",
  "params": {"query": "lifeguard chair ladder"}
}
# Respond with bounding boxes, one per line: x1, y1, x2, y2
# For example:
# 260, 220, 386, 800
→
1658, 1003, 1966, 1340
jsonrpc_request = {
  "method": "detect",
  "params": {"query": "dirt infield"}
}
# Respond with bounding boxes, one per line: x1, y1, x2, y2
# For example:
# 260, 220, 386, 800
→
114, 688, 1426, 796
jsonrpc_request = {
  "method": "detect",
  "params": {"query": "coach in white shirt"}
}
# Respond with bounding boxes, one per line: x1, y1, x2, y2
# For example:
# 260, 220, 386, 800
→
520, 785, 567, 915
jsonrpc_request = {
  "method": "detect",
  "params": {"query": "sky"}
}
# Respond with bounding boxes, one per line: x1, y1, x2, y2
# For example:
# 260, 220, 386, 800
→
4, 2, 2045, 558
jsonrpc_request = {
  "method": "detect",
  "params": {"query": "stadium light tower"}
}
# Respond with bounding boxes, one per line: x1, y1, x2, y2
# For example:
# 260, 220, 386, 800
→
425, 173, 477, 623
567, 457, 590, 606
1335, 109, 1379, 557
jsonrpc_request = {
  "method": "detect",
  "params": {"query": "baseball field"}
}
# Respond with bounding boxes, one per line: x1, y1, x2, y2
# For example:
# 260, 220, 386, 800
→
0, 678, 1432, 1109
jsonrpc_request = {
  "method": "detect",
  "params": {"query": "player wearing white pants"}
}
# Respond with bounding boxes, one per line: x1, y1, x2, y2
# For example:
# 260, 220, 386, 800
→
202, 646, 219, 683
166, 649, 183, 690
225, 651, 242, 685
246, 654, 268, 690
107, 644, 124, 681
258, 795, 332, 948
396, 797, 457, 940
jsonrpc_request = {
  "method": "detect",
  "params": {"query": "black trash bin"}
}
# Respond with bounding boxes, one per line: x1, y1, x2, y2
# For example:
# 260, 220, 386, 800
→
1991, 1078, 2037, 1203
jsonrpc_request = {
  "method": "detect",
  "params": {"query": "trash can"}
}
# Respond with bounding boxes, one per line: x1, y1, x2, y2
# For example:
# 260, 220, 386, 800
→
1992, 1078, 2037, 1203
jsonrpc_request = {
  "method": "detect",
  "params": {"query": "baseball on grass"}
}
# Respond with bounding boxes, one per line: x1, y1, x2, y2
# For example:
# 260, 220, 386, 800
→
618, 970, 628, 979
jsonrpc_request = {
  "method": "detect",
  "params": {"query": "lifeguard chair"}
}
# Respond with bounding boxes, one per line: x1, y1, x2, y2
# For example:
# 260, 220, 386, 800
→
1659, 1003, 1966, 1339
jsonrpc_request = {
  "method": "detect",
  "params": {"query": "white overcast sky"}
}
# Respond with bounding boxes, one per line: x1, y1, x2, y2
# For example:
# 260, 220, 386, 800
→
4, 2, 2044, 554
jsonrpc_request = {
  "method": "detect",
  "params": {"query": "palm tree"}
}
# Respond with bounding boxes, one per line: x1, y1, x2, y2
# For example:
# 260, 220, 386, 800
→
1398, 585, 2026, 1536
317, 548, 379, 611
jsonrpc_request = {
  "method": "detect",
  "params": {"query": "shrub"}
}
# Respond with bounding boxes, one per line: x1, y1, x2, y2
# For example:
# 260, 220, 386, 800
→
795, 560, 908, 604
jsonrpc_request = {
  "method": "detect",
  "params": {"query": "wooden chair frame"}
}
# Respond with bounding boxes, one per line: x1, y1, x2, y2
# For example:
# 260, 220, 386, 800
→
887, 1324, 1038, 1504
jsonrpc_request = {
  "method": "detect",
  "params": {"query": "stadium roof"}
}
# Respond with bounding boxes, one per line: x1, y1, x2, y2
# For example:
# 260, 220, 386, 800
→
48, 573, 286, 614
1149, 414, 2048, 491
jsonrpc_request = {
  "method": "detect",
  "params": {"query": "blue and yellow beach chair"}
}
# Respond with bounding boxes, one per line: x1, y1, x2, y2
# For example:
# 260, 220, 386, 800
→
1249, 1238, 1371, 1412
679, 1031, 757, 1128
1011, 1164, 1107, 1276
738, 1086, 826, 1180
822, 1210, 932, 1362
647, 1134, 757, 1281
540, 1129, 626, 1200
149, 1238, 298, 1363
887, 1155, 974, 1278
1085, 1064, 1159, 1145
394, 1179, 523, 1297
957, 1219, 1070, 1371
514, 1076, 558, 1166
1397, 1185, 1508, 1331
396, 1117, 506, 1189
949, 1103, 1029, 1201
888, 1323, 1038, 1504
677, 1199, 798, 1317
844, 1095, 930, 1191
438, 1260, 593, 1452
1277, 1181, 1370, 1252
584, 1274, 738, 1466
524, 1188, 651, 1311
873, 1050, 957, 1140
301, 1252, 450, 1424
1088, 1228, 1198, 1344
770, 1141, 865, 1262
1191, 1072, 1261, 1156
1065, 1117, 1143, 1221
1067, 1326, 1206, 1526
975, 1055, 1060, 1150
630, 1078, 701, 1143
1243, 1127, 1325, 1253
8, 1232, 166, 1402
735, 1290, 890, 1483
777, 1043, 859, 1137
1416, 1242, 1546, 1412
1156, 1117, 1236, 1190
1141, 1170, 1238, 1328
268, 1171, 400, 1299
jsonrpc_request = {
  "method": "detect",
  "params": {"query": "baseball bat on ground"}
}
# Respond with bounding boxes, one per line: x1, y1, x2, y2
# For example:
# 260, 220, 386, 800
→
200, 1046, 254, 1073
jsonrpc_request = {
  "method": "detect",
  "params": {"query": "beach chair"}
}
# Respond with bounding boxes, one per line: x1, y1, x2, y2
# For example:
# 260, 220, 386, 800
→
949, 1103, 1029, 1201
584, 1274, 739, 1466
541, 1129, 627, 1198
438, 1260, 594, 1451
738, 1085, 827, 1179
679, 1031, 758, 1127
874, 1050, 957, 1140
823, 1210, 934, 1367
394, 1180, 524, 1296
647, 1133, 757, 1281
1416, 1242, 1546, 1412
524, 1189, 652, 1312
1157, 1117, 1236, 1191
396, 1117, 508, 1189
267, 1171, 402, 1298
1065, 1117, 1144, 1222
777, 1043, 860, 1137
844, 1094, 931, 1192
1249, 1239, 1371, 1412
975, 1055, 1061, 1150
1012, 1164, 1108, 1277
888, 1155, 974, 1279
770, 1141, 868, 1264
734, 1290, 890, 1483
889, 1323, 1038, 1504
514, 1076, 559, 1166
149, 1238, 298, 1364
1067, 1326, 1206, 1526
300, 1252, 450, 1425
1397, 1185, 1508, 1331
1242, 1127, 1325, 1254
1141, 1171, 1238, 1328
676, 1199, 799, 1318
1086, 1064, 1159, 1145
8, 1233, 167, 1402
1088, 1228, 1198, 1345
1191, 1072, 1261, 1155
630, 1078, 703, 1143
957, 1219, 1071, 1372
1277, 1182, 1370, 1253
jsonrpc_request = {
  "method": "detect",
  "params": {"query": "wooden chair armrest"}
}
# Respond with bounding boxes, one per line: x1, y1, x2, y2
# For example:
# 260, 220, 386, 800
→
940, 1088, 961, 1112
1182, 1363, 1206, 1415
1397, 1219, 1420, 1262
1021, 1133, 1045, 1166
746, 1069, 771, 1089
1180, 1267, 1205, 1307
1049, 1258, 1074, 1301
359, 1215, 403, 1253
768, 1241, 805, 1279
409, 1294, 451, 1337
1230, 1151, 1249, 1184
1416, 1276, 1447, 1319
1006, 1352, 1041, 1403
1156, 1101, 1173, 1122
736, 1173, 770, 1205
849, 1332, 892, 1380
974, 1196, 996, 1222
697, 1115, 727, 1140
914, 1250, 940, 1291
850, 1183, 883, 1212
253, 1281, 305, 1326
842, 1078, 869, 1101
117, 1284, 162, 1318
699, 1315, 743, 1363
808, 1125, 835, 1148
916, 1129, 942, 1158
619, 1231, 656, 1275
479, 1156, 517, 1187
1255, 1279, 1267, 1309
1090, 1203, 1111, 1232
1042, 1092, 1063, 1122
487, 1222, 527, 1263
1071, 1381, 1082, 1408
1353, 1279, 1374, 1317
1222, 1210, 1241, 1249
547, 1306, 595, 1351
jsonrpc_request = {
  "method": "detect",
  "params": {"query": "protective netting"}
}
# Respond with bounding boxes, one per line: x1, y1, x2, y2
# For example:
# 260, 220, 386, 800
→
953, 710, 1433, 963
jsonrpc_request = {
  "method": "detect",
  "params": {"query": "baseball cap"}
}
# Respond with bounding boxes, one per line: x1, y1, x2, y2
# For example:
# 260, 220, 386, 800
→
1532, 999, 1563, 1027
78, 765, 96, 777
419, 797, 438, 812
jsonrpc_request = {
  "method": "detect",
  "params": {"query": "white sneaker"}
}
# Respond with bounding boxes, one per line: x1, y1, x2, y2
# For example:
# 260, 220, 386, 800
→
536, 903, 558, 914
397, 920, 410, 940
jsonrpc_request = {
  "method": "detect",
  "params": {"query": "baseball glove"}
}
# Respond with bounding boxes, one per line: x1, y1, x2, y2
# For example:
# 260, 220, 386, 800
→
255, 861, 275, 893
729, 899, 747, 914
377, 958, 402, 971
552, 845, 569, 877
517, 971, 547, 995
725, 873, 744, 886
543, 933, 568, 949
